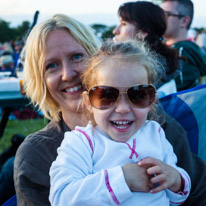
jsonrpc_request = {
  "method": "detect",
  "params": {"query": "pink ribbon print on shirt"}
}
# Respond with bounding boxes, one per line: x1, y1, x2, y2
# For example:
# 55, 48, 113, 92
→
125, 139, 138, 159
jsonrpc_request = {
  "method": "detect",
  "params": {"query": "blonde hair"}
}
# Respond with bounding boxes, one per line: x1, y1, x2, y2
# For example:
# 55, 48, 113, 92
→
81, 40, 163, 124
23, 14, 101, 121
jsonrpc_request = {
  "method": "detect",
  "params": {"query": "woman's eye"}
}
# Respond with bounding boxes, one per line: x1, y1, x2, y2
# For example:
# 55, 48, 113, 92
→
71, 53, 84, 62
121, 22, 126, 26
46, 63, 58, 70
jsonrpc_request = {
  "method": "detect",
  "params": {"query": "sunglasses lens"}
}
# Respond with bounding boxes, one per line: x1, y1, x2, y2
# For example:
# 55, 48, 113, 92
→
127, 85, 156, 108
89, 86, 119, 109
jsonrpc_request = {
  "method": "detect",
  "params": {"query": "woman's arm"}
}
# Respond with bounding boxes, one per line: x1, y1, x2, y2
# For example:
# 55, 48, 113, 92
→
14, 129, 63, 206
161, 113, 206, 206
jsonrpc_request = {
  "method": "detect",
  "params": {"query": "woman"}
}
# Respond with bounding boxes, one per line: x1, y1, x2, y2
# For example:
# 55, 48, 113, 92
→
113, 1, 206, 205
14, 14, 101, 205
113, 1, 179, 98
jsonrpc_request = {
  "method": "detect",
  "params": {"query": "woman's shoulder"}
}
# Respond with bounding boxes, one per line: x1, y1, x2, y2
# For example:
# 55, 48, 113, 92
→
24, 120, 66, 146
15, 120, 69, 169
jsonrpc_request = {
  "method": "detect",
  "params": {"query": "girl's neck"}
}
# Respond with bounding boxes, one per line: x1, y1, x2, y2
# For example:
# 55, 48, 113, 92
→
62, 111, 87, 130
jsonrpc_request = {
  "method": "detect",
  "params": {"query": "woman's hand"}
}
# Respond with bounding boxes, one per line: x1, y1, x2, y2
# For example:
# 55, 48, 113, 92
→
138, 157, 183, 193
122, 163, 153, 192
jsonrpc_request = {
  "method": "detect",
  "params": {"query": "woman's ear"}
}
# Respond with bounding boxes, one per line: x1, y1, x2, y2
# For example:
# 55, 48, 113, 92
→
82, 91, 93, 113
136, 31, 148, 40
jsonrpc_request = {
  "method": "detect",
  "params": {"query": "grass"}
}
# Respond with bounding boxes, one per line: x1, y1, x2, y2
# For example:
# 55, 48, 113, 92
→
0, 118, 48, 154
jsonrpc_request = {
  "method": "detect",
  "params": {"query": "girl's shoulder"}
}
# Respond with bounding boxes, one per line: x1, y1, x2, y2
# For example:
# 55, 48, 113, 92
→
144, 120, 162, 131
68, 123, 94, 138
139, 120, 165, 140
64, 123, 95, 151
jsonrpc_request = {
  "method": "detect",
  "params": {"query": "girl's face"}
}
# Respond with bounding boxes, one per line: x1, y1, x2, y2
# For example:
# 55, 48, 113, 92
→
113, 17, 136, 42
44, 29, 89, 115
87, 60, 153, 143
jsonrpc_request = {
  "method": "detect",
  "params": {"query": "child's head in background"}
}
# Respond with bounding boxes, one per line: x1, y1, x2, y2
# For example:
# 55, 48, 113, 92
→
81, 40, 162, 142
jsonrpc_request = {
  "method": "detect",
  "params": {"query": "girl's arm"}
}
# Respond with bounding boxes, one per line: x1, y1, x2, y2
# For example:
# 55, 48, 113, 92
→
138, 127, 191, 206
122, 163, 154, 192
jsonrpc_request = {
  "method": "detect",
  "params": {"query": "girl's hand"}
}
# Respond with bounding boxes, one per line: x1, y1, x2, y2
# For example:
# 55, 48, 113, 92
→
122, 163, 153, 192
138, 157, 183, 193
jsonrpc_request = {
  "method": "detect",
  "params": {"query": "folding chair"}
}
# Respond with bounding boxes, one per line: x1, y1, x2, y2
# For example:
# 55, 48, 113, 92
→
160, 84, 206, 163
1, 194, 17, 206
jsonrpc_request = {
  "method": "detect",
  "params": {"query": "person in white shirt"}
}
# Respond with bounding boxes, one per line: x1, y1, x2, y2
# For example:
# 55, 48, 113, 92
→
49, 40, 190, 206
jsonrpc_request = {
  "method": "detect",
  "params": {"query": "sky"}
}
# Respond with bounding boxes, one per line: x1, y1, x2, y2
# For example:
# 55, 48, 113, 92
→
0, 0, 205, 28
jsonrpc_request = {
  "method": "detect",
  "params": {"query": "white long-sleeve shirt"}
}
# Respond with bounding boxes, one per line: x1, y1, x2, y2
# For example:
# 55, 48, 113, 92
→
49, 121, 190, 206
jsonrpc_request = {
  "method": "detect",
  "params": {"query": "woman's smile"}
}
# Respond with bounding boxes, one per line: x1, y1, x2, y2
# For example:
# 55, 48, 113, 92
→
62, 83, 83, 94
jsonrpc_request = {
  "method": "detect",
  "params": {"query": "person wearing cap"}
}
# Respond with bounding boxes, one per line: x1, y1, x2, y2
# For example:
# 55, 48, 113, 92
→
0, 52, 16, 77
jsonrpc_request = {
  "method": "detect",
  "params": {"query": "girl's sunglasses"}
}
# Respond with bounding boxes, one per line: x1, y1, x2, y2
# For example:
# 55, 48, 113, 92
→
87, 84, 156, 110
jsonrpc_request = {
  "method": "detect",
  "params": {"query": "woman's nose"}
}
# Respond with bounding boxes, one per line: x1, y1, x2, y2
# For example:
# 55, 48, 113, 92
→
113, 26, 120, 35
61, 62, 77, 81
115, 94, 131, 114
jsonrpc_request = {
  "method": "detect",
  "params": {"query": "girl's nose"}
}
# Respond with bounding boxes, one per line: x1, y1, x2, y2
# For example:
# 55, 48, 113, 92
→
62, 62, 77, 81
115, 94, 131, 114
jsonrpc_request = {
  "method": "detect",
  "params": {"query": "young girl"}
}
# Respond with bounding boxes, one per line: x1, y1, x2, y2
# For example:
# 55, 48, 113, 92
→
49, 40, 190, 206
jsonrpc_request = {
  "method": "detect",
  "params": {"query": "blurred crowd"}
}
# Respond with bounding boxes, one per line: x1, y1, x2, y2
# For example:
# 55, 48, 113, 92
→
0, 41, 24, 78
195, 30, 206, 54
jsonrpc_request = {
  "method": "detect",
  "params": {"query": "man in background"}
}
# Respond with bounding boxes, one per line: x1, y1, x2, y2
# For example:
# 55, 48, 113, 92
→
161, 0, 206, 91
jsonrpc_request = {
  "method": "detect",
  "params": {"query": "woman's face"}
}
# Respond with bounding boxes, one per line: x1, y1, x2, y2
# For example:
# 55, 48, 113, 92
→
113, 17, 148, 42
113, 17, 136, 42
44, 29, 89, 115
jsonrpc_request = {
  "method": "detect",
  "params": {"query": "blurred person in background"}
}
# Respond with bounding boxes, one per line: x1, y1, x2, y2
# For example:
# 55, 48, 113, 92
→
12, 41, 23, 68
196, 31, 206, 54
0, 134, 25, 205
2, 42, 14, 55
113, 0, 179, 98
0, 51, 16, 77
161, 0, 206, 91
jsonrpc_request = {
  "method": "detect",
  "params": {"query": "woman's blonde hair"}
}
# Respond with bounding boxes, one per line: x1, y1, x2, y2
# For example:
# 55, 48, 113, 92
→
81, 40, 163, 124
23, 14, 101, 121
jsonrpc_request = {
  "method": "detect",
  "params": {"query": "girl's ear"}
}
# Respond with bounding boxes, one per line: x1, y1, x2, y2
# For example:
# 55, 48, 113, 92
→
82, 91, 93, 113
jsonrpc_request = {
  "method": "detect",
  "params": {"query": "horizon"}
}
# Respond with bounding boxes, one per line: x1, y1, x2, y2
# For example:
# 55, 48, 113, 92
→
0, 0, 206, 29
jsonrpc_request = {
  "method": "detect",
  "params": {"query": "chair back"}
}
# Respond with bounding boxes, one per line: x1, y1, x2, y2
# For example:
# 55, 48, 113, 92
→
160, 84, 206, 163
1, 194, 17, 206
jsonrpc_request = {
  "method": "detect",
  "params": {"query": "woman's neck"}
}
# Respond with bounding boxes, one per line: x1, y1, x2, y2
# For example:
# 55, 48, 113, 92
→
62, 111, 87, 130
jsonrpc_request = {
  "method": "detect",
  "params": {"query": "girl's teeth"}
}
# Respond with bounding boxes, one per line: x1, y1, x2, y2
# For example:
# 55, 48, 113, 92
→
114, 125, 128, 129
113, 121, 130, 125
112, 121, 131, 129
